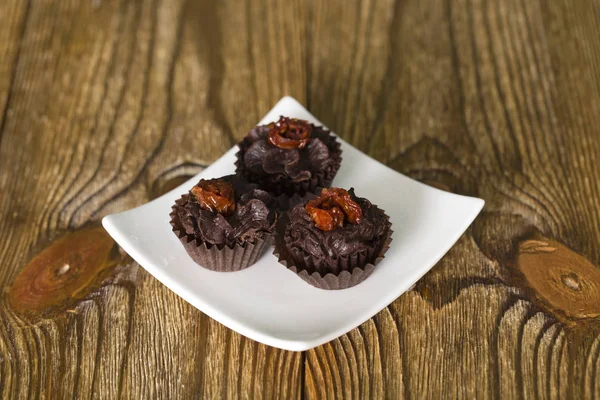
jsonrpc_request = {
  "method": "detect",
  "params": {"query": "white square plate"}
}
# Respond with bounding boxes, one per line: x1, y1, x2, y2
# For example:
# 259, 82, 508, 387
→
103, 96, 484, 351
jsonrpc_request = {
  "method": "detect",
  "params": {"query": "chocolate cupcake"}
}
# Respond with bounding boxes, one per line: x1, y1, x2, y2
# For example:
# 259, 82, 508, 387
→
170, 175, 277, 271
274, 187, 392, 289
235, 116, 342, 198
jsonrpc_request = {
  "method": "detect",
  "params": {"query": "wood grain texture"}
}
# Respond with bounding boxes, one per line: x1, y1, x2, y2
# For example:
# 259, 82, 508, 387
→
0, 0, 29, 141
1, 0, 599, 398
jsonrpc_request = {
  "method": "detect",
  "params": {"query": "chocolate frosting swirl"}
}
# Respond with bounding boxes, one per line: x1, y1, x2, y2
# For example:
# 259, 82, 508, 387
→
236, 123, 341, 196
283, 189, 389, 272
173, 175, 277, 247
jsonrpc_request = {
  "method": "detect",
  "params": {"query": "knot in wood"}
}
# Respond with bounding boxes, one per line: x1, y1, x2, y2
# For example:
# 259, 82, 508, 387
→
516, 237, 600, 322
8, 227, 120, 318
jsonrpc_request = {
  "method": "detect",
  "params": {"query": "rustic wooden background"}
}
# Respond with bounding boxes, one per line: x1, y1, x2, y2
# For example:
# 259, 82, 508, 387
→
1, 0, 600, 398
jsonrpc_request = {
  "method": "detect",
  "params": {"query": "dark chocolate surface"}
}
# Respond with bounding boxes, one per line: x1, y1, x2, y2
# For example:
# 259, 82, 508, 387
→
283, 189, 389, 270
173, 175, 277, 247
236, 124, 341, 196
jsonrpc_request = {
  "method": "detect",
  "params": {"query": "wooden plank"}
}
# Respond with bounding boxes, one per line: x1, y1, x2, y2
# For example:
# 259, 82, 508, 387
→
0, 0, 302, 398
304, 0, 600, 398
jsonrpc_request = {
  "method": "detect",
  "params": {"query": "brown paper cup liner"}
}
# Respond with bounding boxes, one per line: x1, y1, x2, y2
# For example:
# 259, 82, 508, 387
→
235, 132, 342, 198
273, 205, 393, 290
170, 196, 273, 272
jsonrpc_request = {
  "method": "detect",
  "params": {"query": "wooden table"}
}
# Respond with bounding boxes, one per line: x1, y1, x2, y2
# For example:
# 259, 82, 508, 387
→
2, 0, 600, 398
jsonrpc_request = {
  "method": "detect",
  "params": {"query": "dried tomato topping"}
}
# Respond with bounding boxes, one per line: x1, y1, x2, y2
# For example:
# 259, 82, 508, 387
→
267, 116, 312, 150
190, 179, 236, 217
305, 188, 363, 232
